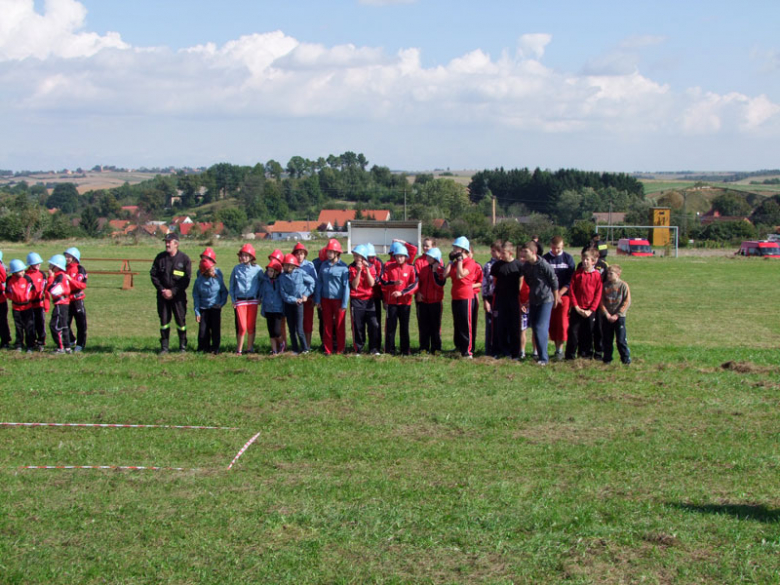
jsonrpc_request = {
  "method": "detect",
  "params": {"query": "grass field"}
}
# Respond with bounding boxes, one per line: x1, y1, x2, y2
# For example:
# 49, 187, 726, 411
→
1, 239, 780, 584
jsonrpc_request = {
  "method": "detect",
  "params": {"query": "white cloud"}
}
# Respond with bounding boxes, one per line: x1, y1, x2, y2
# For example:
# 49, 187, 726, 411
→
0, 0, 128, 60
1, 0, 778, 170
517, 33, 552, 60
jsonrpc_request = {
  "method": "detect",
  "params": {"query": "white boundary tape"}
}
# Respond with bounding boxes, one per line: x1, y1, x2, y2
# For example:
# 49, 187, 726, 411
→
17, 465, 196, 471
227, 431, 261, 470
1, 422, 238, 430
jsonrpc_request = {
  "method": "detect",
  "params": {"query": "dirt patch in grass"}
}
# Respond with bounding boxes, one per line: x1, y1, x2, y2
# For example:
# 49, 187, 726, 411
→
562, 539, 678, 584
720, 361, 778, 375
513, 422, 616, 445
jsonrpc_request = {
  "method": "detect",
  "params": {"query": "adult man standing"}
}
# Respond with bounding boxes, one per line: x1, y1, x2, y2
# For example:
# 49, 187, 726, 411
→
150, 233, 191, 354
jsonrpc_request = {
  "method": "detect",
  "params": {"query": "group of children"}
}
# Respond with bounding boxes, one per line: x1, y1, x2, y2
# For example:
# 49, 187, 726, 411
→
188, 236, 631, 364
0, 236, 631, 364
0, 248, 88, 353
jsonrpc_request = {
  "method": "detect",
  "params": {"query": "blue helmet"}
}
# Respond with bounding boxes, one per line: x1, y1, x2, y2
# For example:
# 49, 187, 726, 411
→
390, 241, 408, 257
352, 244, 368, 259
64, 247, 81, 262
9, 259, 26, 274
27, 252, 43, 266
425, 247, 442, 263
452, 236, 470, 252
48, 254, 67, 271
365, 243, 377, 257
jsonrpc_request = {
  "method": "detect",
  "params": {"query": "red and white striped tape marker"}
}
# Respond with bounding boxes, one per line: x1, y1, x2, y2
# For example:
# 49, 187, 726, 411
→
1, 422, 238, 430
227, 431, 261, 470
18, 465, 196, 471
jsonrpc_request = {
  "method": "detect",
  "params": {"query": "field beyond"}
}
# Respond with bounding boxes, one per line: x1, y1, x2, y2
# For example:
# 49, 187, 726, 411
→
1, 240, 779, 584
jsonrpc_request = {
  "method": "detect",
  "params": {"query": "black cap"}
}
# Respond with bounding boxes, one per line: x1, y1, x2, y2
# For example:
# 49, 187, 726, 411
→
164, 232, 179, 241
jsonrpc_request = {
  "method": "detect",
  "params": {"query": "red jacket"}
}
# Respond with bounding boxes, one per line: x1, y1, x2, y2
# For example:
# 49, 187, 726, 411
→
369, 257, 384, 301
449, 257, 479, 300
46, 271, 72, 307
379, 260, 418, 306
416, 259, 445, 303
6, 273, 36, 311
66, 262, 88, 301
25, 267, 47, 309
349, 263, 377, 300
569, 268, 603, 312
0, 261, 6, 303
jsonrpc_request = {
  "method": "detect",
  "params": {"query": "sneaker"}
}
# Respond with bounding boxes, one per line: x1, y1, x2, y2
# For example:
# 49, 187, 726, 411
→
235, 351, 243, 356
53, 349, 67, 354
26, 349, 33, 354
37, 346, 45, 353
520, 352, 526, 359
159, 349, 169, 355
537, 361, 548, 367
74, 345, 83, 353
554, 350, 564, 361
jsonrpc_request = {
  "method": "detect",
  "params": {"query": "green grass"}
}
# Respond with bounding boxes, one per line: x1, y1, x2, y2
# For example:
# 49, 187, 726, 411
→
1, 240, 780, 583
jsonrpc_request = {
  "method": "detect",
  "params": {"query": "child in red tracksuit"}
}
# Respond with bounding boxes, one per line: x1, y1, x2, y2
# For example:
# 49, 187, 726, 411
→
379, 242, 418, 355
565, 249, 603, 360
415, 247, 446, 354
349, 246, 380, 355
45, 255, 73, 353
64, 248, 88, 352
26, 253, 47, 351
6, 260, 36, 352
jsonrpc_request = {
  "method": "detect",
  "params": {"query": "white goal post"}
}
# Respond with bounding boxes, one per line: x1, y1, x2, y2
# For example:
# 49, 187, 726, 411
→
595, 225, 679, 258
347, 221, 422, 255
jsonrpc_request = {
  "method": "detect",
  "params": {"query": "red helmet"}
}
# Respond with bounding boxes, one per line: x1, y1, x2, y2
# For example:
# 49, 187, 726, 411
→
326, 239, 342, 253
292, 242, 308, 255
267, 259, 283, 273
199, 257, 215, 275
318, 247, 328, 262
200, 247, 216, 262
269, 249, 284, 263
283, 253, 300, 267
238, 244, 256, 259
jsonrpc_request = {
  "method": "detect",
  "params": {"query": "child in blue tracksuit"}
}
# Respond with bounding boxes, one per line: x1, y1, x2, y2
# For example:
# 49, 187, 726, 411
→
260, 259, 285, 354
280, 254, 316, 354
192, 250, 228, 354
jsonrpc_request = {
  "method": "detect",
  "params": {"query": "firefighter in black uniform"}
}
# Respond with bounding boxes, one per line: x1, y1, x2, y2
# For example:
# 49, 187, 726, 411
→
150, 232, 191, 353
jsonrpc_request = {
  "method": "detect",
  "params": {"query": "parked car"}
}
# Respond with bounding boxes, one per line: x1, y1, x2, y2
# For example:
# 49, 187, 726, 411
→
736, 240, 780, 258
616, 238, 654, 257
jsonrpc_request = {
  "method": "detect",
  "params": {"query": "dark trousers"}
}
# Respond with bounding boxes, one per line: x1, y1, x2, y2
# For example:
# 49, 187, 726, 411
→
49, 304, 70, 350
372, 297, 383, 343
601, 315, 630, 364
593, 308, 604, 357
197, 308, 221, 353
13, 309, 35, 350
32, 306, 46, 348
68, 299, 87, 348
452, 299, 473, 356
495, 301, 521, 358
417, 302, 442, 353
565, 310, 596, 359
484, 299, 495, 356
351, 298, 379, 354
157, 295, 187, 350
284, 302, 308, 353
385, 304, 411, 355
470, 297, 479, 355
0, 300, 11, 346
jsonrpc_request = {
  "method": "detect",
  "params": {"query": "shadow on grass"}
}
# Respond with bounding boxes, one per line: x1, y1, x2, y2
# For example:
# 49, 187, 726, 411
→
671, 502, 780, 523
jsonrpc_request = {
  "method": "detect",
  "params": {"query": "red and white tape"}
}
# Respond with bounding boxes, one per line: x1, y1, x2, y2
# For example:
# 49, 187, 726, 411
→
1, 422, 238, 430
227, 431, 261, 470
17, 465, 195, 471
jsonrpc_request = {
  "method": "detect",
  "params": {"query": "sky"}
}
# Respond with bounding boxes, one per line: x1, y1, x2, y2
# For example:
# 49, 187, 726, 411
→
1, 0, 779, 173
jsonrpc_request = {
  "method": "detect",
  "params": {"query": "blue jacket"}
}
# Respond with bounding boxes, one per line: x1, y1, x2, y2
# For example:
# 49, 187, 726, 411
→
259, 273, 284, 316
315, 259, 350, 309
229, 263, 262, 302
192, 268, 228, 317
280, 269, 316, 305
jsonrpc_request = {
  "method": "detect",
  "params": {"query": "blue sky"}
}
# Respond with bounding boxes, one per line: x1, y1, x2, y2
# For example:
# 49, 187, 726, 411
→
3, 0, 780, 172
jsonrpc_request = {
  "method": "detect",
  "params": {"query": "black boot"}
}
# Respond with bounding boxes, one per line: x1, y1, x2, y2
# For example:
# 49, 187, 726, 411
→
160, 327, 170, 354
178, 332, 187, 353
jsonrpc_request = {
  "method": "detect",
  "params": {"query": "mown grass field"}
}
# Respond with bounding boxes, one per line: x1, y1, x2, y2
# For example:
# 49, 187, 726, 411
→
1, 239, 779, 584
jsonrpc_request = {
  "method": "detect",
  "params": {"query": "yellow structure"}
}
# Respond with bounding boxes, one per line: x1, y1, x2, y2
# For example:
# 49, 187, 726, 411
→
650, 207, 671, 246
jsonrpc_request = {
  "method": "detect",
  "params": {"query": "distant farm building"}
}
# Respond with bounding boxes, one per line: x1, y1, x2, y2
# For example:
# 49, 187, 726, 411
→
316, 209, 391, 231
267, 221, 319, 241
